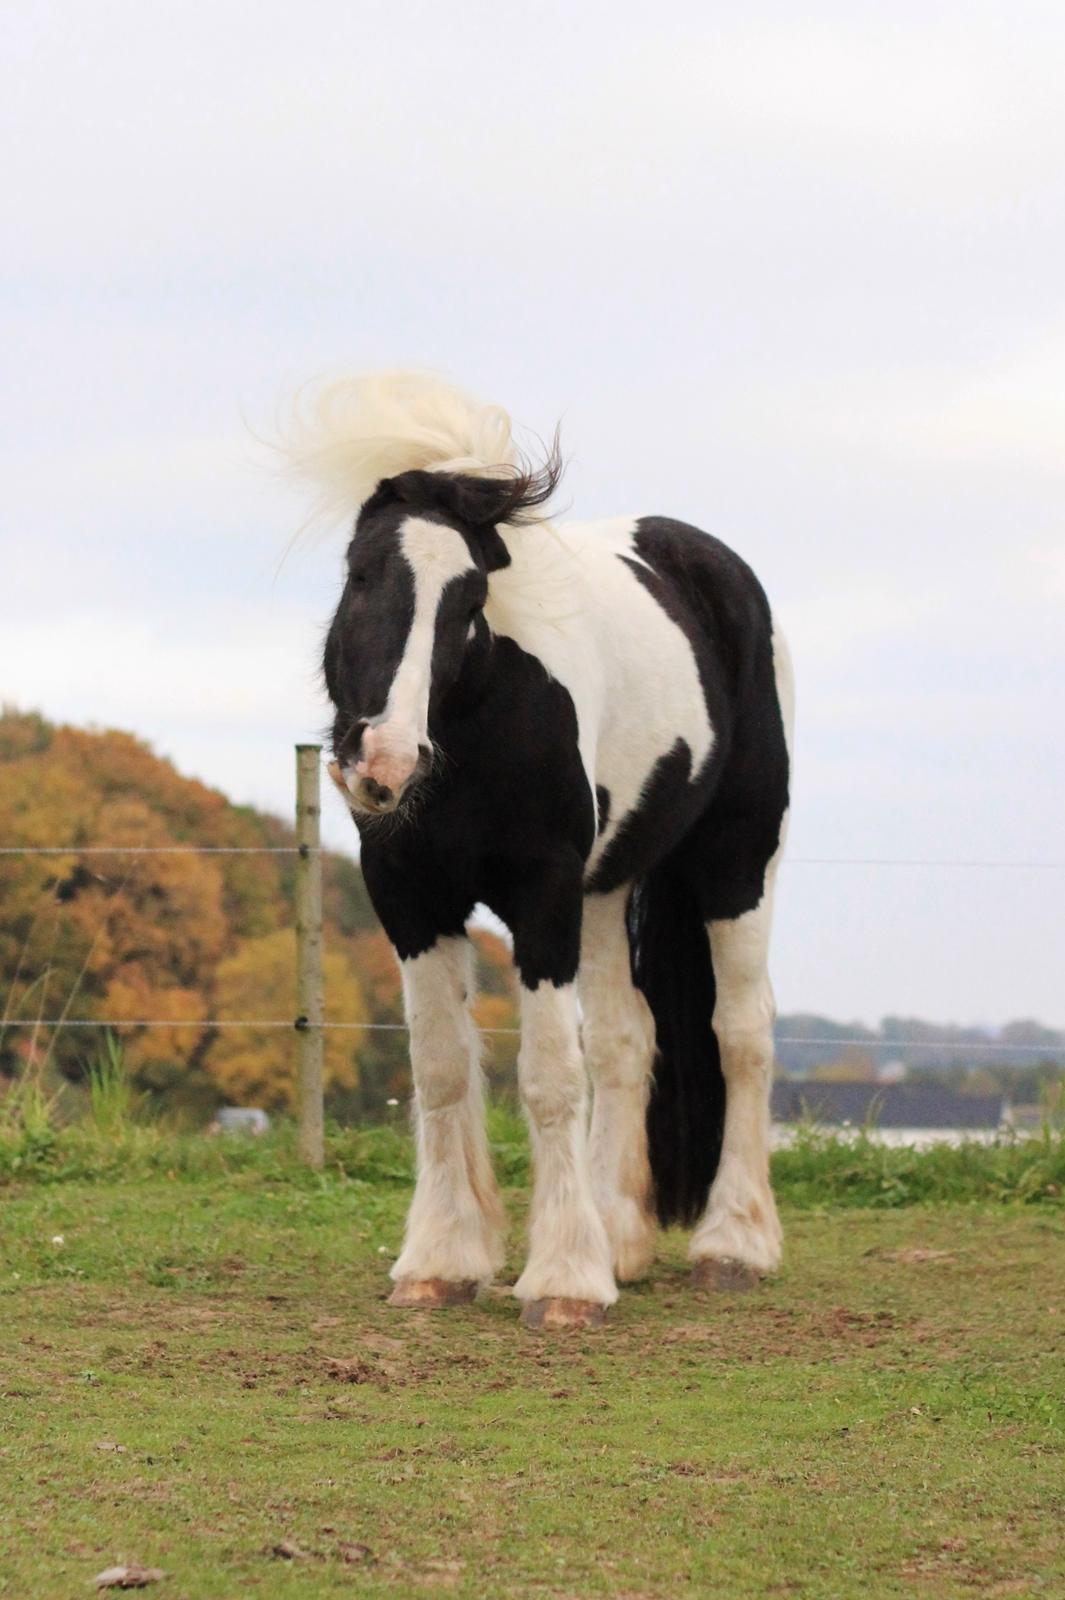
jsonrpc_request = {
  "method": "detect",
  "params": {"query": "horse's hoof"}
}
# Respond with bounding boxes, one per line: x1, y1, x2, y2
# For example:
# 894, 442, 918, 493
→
691, 1257, 761, 1292
520, 1297, 608, 1331
388, 1277, 478, 1309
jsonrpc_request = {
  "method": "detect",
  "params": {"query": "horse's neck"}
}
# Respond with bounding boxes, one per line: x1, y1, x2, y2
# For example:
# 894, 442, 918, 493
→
484, 519, 583, 640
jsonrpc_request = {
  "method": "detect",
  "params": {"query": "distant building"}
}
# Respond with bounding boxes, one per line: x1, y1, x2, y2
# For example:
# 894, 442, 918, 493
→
772, 1081, 1007, 1133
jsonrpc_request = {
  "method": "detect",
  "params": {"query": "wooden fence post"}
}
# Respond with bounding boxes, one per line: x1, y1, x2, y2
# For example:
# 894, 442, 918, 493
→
295, 744, 324, 1169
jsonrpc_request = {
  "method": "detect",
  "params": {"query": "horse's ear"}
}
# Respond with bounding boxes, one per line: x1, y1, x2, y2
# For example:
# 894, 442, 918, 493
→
383, 471, 519, 570
382, 434, 562, 569
419, 475, 515, 569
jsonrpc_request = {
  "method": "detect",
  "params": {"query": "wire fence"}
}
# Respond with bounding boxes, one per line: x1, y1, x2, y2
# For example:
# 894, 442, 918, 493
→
0, 846, 311, 856
3, 748, 1063, 1170
1, 833, 1062, 1049
0, 1018, 1057, 1052
5, 846, 1065, 867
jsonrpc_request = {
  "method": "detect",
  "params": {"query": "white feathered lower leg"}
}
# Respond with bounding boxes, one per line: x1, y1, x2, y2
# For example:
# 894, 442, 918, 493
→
391, 938, 504, 1288
513, 982, 617, 1307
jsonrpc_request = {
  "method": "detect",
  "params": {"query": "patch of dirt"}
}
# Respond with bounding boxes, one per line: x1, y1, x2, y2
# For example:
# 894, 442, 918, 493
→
868, 1246, 957, 1265
655, 1304, 908, 1359
269, 1539, 309, 1560
323, 1356, 383, 1386
338, 1541, 373, 1564
383, 1556, 466, 1588
898, 1537, 1016, 1590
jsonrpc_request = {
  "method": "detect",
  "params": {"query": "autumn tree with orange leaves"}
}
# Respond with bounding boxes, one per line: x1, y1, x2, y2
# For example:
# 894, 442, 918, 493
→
0, 708, 519, 1115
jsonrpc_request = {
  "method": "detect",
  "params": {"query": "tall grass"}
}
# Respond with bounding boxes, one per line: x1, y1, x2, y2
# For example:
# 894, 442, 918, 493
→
0, 1065, 59, 1170
87, 1032, 136, 1136
0, 1082, 1062, 1203
772, 1120, 1064, 1207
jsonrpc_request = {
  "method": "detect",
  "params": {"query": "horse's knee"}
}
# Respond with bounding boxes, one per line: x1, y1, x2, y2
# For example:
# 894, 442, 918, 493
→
582, 987, 656, 1088
713, 1018, 774, 1083
712, 971, 775, 1083
519, 1054, 584, 1129
415, 1054, 471, 1112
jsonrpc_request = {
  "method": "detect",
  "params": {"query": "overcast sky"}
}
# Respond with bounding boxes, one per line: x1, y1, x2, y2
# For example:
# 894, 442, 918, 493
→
2, 1, 1063, 1027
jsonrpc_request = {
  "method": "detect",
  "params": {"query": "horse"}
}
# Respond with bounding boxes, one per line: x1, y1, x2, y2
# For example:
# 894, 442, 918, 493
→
288, 372, 793, 1330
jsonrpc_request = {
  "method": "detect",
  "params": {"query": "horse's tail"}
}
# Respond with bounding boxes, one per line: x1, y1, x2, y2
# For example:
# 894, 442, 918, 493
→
627, 846, 725, 1227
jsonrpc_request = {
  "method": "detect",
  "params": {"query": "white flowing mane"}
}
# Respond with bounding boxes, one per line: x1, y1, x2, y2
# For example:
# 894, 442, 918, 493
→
282, 370, 520, 529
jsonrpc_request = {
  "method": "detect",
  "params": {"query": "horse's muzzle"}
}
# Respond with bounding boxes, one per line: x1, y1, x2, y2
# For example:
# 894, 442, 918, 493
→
327, 741, 432, 816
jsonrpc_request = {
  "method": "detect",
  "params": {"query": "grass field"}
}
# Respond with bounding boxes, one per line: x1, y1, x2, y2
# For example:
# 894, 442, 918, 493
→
2, 1117, 1064, 1599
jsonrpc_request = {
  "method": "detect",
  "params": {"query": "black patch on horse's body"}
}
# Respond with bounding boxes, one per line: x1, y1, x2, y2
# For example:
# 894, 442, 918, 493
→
589, 739, 694, 893
359, 633, 593, 988
623, 516, 789, 921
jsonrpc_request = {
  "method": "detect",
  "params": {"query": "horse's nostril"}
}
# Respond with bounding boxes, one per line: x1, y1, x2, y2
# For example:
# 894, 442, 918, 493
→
339, 720, 368, 765
363, 777, 393, 805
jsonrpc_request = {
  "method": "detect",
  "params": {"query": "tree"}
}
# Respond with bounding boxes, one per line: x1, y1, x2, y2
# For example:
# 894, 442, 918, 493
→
0, 708, 551, 1117
204, 929, 366, 1110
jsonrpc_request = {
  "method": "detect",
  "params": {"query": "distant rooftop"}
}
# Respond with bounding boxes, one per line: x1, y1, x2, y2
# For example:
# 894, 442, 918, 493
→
771, 1081, 1006, 1130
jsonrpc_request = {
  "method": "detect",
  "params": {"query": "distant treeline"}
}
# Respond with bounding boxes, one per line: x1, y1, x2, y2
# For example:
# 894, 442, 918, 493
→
776, 1012, 1064, 1081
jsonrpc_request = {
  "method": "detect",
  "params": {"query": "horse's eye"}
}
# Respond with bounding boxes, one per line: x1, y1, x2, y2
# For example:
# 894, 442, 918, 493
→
350, 570, 368, 589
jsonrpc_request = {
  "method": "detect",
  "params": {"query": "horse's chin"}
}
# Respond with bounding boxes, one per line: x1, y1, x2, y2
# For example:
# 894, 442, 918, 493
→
350, 779, 419, 821
354, 791, 403, 818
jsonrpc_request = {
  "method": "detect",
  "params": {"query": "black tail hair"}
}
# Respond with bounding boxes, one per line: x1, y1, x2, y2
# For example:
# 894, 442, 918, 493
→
627, 847, 725, 1227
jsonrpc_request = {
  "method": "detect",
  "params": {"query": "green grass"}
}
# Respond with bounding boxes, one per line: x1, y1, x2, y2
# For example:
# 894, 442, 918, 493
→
3, 1095, 1064, 1207
1, 1168, 1064, 1599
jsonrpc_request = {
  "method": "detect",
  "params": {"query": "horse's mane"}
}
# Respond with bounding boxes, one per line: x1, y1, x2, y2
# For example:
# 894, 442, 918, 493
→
281, 369, 561, 531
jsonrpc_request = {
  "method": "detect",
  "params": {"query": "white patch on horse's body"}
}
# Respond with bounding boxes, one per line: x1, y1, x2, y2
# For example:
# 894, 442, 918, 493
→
485, 517, 714, 877
390, 937, 505, 1287
350, 516, 474, 797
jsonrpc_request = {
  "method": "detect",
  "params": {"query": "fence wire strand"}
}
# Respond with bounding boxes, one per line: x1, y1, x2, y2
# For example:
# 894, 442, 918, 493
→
3, 846, 1065, 868
0, 846, 310, 856
0, 1018, 1057, 1052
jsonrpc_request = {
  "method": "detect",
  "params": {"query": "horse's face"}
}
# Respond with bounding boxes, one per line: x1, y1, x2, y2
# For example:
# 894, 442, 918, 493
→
324, 473, 508, 817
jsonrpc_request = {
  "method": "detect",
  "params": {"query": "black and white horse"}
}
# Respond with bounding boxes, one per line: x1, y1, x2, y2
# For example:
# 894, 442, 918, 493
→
291, 373, 793, 1329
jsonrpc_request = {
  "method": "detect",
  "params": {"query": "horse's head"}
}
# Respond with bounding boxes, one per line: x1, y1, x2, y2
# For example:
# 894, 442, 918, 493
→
282, 371, 559, 818
325, 466, 556, 817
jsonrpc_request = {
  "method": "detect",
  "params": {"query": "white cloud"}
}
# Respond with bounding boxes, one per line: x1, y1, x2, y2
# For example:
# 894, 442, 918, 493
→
779, 585, 945, 669
724, 329, 1065, 477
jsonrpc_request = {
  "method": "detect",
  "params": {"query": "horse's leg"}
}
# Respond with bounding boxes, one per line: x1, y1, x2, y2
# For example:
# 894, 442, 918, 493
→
389, 935, 505, 1308
510, 868, 616, 1329
688, 867, 783, 1289
579, 889, 657, 1280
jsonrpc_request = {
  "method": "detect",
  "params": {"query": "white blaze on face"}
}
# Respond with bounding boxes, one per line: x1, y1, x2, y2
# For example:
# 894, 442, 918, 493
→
353, 516, 475, 795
